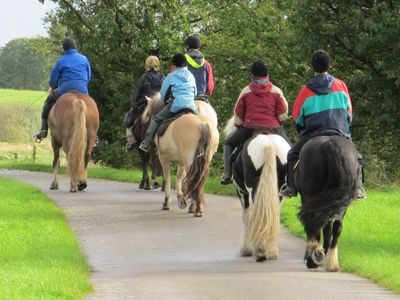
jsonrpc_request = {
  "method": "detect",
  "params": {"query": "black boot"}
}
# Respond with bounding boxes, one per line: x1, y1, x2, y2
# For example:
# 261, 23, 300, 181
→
220, 144, 233, 185
355, 154, 367, 200
139, 138, 151, 153
279, 160, 297, 198
35, 119, 48, 141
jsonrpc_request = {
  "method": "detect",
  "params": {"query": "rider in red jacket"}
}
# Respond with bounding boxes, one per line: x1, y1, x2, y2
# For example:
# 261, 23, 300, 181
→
220, 60, 291, 184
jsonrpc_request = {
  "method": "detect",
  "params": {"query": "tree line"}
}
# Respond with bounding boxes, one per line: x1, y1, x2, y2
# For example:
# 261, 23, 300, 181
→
17, 0, 400, 180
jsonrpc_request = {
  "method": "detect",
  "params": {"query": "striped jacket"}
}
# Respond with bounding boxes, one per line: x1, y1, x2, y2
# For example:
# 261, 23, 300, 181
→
292, 74, 352, 138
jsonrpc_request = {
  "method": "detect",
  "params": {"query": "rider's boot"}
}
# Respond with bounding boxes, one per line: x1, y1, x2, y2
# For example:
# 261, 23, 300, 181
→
355, 154, 367, 200
279, 159, 297, 198
35, 119, 48, 141
220, 144, 233, 185
139, 138, 151, 153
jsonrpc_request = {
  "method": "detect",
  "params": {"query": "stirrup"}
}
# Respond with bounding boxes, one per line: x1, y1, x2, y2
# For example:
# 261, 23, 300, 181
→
34, 130, 48, 143
220, 174, 233, 185
139, 140, 151, 152
354, 187, 367, 201
279, 183, 297, 198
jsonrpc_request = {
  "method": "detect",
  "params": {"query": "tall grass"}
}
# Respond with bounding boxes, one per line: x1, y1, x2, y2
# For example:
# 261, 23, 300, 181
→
0, 176, 92, 299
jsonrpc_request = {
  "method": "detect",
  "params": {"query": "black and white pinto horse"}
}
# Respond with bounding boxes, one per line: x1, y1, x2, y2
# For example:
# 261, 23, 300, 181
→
225, 120, 290, 261
296, 135, 359, 272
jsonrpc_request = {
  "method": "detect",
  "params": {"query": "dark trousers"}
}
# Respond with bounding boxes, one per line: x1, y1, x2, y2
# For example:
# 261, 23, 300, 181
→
41, 93, 59, 119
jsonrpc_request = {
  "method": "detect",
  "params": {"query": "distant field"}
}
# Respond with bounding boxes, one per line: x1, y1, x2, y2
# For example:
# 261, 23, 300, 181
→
0, 88, 47, 107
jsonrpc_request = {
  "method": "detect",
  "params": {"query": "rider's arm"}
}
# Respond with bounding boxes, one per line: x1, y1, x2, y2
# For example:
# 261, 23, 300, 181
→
86, 58, 92, 82
205, 61, 214, 96
49, 61, 61, 89
160, 74, 173, 103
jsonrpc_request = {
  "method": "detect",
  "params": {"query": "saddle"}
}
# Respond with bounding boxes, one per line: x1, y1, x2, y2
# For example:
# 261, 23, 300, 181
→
157, 108, 196, 137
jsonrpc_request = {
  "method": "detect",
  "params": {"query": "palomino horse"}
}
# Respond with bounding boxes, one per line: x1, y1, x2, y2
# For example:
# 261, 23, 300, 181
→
224, 118, 290, 261
132, 98, 217, 190
295, 135, 358, 272
48, 92, 99, 192
156, 113, 219, 217
132, 93, 164, 190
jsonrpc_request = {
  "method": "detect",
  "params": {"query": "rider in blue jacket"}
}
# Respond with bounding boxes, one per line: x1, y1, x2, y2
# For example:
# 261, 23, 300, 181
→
35, 37, 91, 140
139, 53, 197, 152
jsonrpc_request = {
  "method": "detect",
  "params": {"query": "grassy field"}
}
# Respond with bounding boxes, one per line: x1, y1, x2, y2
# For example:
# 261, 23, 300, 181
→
0, 176, 92, 299
0, 88, 47, 107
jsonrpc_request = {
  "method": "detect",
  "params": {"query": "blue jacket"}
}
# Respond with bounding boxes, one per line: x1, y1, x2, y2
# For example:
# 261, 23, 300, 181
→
49, 49, 91, 96
160, 67, 197, 113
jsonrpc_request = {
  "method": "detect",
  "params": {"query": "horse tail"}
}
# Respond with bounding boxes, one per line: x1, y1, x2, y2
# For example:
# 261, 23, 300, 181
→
223, 116, 237, 137
248, 144, 280, 255
68, 98, 87, 181
183, 121, 212, 205
299, 139, 355, 233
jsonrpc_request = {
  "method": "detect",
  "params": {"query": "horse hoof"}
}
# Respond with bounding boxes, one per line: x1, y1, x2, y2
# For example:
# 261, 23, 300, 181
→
144, 186, 151, 191
256, 255, 267, 262
162, 204, 170, 210
152, 182, 160, 190
50, 183, 58, 190
194, 211, 202, 217
139, 183, 144, 189
70, 188, 78, 193
78, 181, 87, 191
178, 198, 187, 209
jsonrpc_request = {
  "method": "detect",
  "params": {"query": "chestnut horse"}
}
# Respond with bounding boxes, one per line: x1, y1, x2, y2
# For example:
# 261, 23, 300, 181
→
48, 92, 99, 192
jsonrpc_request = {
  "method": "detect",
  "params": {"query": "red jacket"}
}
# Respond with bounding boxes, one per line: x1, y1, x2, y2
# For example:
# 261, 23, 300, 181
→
234, 79, 288, 128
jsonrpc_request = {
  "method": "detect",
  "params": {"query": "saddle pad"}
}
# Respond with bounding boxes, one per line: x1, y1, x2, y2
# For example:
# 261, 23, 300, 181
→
157, 109, 196, 137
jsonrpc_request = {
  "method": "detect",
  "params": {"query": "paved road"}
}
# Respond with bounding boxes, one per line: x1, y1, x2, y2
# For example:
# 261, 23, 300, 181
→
1, 169, 398, 300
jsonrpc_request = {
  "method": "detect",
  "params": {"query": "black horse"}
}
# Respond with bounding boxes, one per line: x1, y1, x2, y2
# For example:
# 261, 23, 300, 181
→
295, 135, 359, 271
232, 132, 290, 261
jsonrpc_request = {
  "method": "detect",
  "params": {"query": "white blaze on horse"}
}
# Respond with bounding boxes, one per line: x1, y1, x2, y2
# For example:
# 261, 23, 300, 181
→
225, 117, 290, 261
295, 135, 359, 272
48, 92, 99, 192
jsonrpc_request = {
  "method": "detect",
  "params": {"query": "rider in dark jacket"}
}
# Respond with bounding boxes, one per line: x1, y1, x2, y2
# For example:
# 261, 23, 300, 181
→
35, 37, 91, 141
279, 50, 366, 200
125, 56, 164, 150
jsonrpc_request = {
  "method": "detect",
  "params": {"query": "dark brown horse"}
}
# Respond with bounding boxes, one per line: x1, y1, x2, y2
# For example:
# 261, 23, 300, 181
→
131, 93, 164, 190
48, 92, 99, 192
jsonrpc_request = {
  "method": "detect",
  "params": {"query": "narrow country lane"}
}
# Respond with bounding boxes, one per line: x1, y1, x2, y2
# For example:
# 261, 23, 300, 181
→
1, 169, 398, 300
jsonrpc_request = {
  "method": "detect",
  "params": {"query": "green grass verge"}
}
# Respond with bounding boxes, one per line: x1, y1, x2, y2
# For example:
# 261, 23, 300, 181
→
0, 176, 92, 299
281, 189, 400, 294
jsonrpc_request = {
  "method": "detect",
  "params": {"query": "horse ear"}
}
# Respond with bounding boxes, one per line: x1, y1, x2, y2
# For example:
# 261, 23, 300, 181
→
145, 96, 152, 102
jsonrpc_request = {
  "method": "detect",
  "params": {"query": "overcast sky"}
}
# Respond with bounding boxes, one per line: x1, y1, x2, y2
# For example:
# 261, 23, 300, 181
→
0, 0, 57, 47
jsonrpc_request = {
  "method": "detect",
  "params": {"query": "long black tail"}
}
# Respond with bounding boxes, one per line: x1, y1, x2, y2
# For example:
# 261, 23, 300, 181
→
299, 139, 356, 233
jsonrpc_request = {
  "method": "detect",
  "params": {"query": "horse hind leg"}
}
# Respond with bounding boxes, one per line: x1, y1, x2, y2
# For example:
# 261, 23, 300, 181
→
50, 139, 60, 190
161, 160, 171, 210
176, 166, 187, 209
139, 150, 151, 190
324, 219, 342, 272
